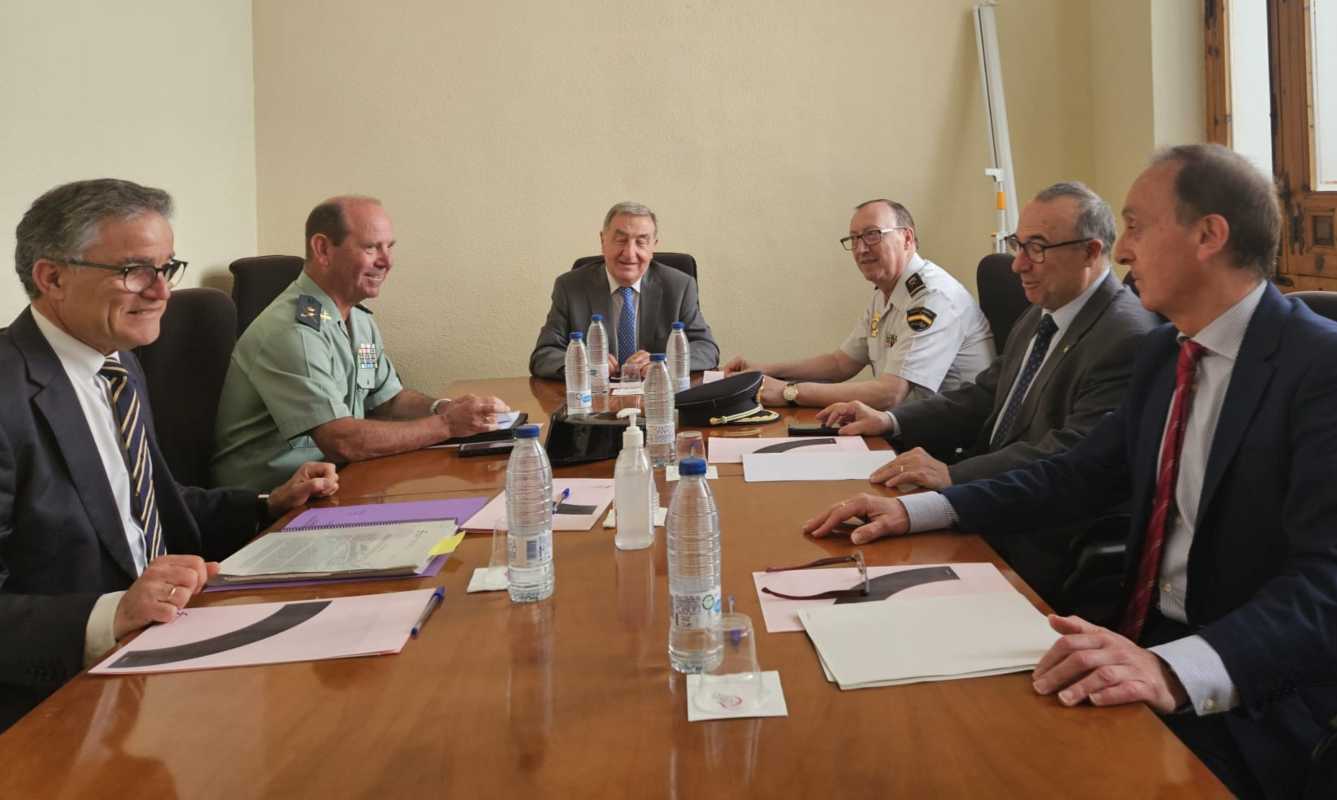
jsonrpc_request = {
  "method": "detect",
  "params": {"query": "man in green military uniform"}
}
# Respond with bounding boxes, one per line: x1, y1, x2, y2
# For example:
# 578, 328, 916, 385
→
211, 196, 508, 491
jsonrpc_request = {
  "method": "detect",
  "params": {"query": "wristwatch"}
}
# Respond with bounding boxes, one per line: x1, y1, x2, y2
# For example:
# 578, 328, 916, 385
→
783, 383, 800, 406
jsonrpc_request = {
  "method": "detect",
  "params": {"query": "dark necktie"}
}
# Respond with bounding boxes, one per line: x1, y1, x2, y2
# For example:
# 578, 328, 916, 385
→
990, 314, 1059, 450
1119, 339, 1206, 641
99, 359, 165, 564
617, 286, 636, 365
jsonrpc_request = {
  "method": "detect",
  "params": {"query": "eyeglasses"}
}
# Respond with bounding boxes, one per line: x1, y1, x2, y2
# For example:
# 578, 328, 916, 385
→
1003, 234, 1090, 264
840, 227, 905, 251
760, 551, 869, 600
58, 258, 188, 293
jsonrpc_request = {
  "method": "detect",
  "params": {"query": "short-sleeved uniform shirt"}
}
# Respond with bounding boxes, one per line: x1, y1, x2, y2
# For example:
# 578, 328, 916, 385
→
839, 254, 995, 403
211, 271, 403, 491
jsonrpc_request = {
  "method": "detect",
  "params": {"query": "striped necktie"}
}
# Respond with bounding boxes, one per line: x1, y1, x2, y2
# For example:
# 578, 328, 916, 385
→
990, 314, 1059, 450
616, 286, 637, 365
99, 359, 165, 563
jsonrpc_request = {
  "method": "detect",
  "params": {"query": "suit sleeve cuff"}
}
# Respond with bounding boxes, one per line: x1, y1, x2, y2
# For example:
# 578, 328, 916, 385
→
1149, 634, 1240, 716
83, 591, 125, 667
897, 492, 959, 533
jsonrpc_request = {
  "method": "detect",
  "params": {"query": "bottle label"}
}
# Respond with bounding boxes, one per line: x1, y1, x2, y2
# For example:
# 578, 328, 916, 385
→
508, 533, 552, 566
671, 587, 721, 630
648, 421, 674, 445
569, 392, 592, 413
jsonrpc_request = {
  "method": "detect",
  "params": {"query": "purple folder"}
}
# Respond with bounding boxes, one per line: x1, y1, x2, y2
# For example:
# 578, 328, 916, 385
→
202, 497, 489, 594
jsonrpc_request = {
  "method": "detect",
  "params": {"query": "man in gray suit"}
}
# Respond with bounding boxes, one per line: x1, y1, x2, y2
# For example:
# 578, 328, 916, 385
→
529, 202, 719, 379
818, 181, 1157, 601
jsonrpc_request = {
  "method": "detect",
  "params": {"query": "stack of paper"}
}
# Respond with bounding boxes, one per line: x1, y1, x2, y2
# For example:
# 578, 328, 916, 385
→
708, 435, 870, 464
91, 589, 437, 674
462, 478, 615, 531
214, 521, 451, 585
797, 591, 1059, 690
742, 451, 894, 483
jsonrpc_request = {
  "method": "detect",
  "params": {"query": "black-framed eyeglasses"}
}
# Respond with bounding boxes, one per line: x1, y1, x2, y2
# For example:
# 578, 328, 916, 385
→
840, 227, 906, 251
1003, 234, 1090, 264
760, 551, 869, 600
57, 258, 188, 293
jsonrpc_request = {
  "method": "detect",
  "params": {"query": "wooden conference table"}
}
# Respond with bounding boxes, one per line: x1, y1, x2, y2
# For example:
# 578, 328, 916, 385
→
0, 377, 1227, 798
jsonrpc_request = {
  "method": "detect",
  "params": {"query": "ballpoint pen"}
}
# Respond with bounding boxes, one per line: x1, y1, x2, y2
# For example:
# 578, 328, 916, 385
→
552, 487, 571, 512
411, 587, 445, 638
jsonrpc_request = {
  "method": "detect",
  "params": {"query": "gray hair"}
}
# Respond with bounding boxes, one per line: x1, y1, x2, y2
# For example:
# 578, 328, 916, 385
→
602, 202, 657, 234
1034, 181, 1116, 260
15, 178, 173, 299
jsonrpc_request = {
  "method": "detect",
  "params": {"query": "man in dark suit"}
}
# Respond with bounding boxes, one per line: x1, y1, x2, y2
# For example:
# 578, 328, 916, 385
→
528, 201, 718, 379
0, 179, 338, 732
816, 182, 1158, 601
804, 145, 1337, 797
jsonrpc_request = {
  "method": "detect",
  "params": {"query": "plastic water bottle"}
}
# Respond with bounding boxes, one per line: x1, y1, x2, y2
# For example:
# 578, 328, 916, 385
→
505, 425, 555, 603
614, 410, 654, 550
644, 354, 675, 468
667, 321, 691, 393
587, 314, 610, 397
565, 331, 592, 414
667, 458, 722, 673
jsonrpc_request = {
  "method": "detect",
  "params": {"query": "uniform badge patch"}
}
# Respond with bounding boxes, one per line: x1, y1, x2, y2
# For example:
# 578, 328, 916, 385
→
906, 306, 937, 332
869, 310, 881, 338
905, 272, 926, 298
884, 330, 898, 348
296, 294, 324, 331
357, 343, 378, 370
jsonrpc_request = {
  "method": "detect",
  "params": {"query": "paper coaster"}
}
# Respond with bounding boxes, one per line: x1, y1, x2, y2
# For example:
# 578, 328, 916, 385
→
466, 566, 509, 592
686, 671, 789, 721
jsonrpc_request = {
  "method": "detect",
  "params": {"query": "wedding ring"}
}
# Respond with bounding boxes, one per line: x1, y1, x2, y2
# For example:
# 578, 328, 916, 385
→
166, 585, 178, 602
899, 465, 906, 474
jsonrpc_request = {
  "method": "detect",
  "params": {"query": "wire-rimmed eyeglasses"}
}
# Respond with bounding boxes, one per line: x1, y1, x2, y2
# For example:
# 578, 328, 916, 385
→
1002, 234, 1090, 264
54, 258, 188, 293
760, 551, 869, 600
839, 227, 906, 251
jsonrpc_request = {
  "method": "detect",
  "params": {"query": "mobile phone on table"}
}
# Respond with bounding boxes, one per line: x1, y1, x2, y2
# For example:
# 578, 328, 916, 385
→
788, 422, 842, 436
459, 440, 515, 457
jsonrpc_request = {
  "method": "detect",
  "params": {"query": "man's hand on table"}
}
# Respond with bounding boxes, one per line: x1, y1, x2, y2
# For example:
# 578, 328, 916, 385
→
1032, 614, 1189, 713
803, 493, 910, 545
816, 400, 890, 436
869, 447, 951, 491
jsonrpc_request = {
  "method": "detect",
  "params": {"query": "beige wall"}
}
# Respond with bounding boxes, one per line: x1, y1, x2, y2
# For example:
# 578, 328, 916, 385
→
253, 0, 1102, 388
0, 0, 256, 323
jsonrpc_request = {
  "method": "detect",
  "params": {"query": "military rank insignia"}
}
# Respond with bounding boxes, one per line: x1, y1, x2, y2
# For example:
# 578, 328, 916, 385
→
357, 343, 378, 370
884, 330, 898, 348
905, 272, 926, 298
869, 310, 881, 338
295, 294, 327, 331
906, 306, 937, 332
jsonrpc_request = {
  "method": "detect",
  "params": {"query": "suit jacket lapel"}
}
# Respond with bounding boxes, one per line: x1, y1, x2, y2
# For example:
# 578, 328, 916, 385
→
585, 264, 614, 325
1195, 285, 1284, 525
12, 310, 139, 580
981, 306, 1040, 439
638, 263, 661, 349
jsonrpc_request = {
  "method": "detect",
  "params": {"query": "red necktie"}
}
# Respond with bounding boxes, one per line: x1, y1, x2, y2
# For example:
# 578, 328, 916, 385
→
1119, 339, 1206, 641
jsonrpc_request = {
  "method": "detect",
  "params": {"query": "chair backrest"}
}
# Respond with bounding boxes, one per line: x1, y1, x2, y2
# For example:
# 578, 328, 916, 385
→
1291, 290, 1337, 323
229, 255, 303, 334
975, 253, 1029, 348
133, 287, 237, 487
571, 252, 698, 281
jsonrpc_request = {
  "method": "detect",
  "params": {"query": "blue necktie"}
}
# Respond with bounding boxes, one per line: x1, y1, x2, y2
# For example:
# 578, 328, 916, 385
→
100, 359, 165, 563
617, 286, 636, 365
990, 314, 1059, 450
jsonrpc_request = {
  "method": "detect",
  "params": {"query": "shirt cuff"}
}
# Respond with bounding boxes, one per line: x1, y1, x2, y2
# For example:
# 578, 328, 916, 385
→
885, 411, 900, 437
83, 591, 125, 667
898, 491, 959, 533
1149, 635, 1240, 716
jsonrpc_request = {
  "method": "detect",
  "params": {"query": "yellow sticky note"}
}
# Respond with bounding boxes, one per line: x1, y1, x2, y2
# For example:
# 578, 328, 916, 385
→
430, 531, 466, 556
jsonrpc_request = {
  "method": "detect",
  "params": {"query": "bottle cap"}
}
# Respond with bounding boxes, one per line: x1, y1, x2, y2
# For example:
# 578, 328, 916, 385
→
513, 424, 541, 439
650, 353, 667, 362
678, 457, 707, 476
671, 321, 685, 330
591, 314, 603, 322
569, 331, 584, 341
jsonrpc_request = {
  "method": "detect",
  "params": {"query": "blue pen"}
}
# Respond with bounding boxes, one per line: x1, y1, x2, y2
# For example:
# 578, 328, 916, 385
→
552, 487, 571, 512
410, 587, 445, 638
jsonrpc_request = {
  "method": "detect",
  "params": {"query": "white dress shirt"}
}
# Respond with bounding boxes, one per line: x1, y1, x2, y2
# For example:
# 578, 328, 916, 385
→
608, 269, 644, 356
31, 310, 138, 663
899, 281, 1269, 716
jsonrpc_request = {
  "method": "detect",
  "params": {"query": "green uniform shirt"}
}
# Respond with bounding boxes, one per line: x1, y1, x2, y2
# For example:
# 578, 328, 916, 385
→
211, 271, 402, 491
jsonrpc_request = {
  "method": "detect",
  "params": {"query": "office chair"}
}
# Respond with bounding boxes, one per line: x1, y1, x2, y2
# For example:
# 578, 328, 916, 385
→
571, 252, 698, 281
1292, 290, 1337, 322
975, 253, 1028, 347
229, 255, 303, 335
133, 288, 237, 487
